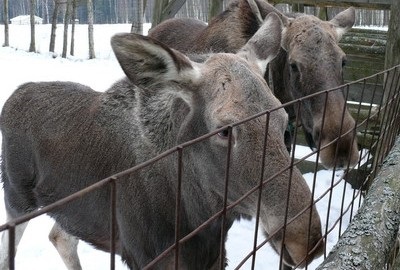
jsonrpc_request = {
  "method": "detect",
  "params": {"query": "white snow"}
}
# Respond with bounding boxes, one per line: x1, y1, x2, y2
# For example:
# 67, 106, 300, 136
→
0, 23, 360, 269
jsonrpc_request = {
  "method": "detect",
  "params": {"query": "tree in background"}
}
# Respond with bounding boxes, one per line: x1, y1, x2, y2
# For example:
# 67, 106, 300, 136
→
29, 0, 36, 52
70, 0, 77, 56
42, 0, 50, 23
3, 0, 9, 47
62, 0, 71, 58
152, 0, 168, 26
87, 0, 95, 59
151, 0, 186, 27
131, 0, 144, 34
49, 0, 61, 53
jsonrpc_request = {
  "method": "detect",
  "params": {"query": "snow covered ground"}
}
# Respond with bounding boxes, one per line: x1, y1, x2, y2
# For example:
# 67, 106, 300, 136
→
0, 23, 360, 269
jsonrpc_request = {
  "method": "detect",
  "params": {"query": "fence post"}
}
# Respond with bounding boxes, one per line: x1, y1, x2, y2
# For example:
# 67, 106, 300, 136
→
384, 0, 400, 69
316, 136, 400, 269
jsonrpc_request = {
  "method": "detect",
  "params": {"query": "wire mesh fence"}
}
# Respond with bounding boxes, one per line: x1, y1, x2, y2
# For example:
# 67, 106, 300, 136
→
0, 64, 399, 269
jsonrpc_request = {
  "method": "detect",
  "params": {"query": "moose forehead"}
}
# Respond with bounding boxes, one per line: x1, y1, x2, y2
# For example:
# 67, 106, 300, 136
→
199, 54, 280, 107
285, 16, 344, 61
191, 53, 287, 127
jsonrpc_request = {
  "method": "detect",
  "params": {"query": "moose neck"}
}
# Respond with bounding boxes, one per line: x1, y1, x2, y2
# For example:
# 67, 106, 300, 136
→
136, 86, 194, 153
193, 0, 260, 53
102, 79, 192, 154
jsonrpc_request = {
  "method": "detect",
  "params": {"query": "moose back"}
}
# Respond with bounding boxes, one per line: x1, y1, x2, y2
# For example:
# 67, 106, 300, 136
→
0, 14, 323, 269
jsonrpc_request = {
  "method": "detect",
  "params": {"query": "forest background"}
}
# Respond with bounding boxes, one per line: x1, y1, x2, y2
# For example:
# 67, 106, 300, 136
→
0, 0, 390, 27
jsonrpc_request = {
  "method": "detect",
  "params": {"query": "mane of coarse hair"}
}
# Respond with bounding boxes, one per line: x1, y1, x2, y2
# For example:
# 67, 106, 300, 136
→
209, 0, 261, 41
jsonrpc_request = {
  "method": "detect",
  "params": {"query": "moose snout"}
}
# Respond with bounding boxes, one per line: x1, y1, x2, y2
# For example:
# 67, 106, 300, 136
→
313, 114, 359, 169
282, 235, 325, 268
318, 128, 359, 169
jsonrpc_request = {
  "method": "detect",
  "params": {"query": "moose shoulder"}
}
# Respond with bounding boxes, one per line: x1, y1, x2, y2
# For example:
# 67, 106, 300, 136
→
0, 14, 323, 269
149, 0, 360, 170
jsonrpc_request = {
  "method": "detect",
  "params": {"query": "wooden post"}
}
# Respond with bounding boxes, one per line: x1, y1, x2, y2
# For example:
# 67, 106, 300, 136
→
370, 0, 400, 182
268, 0, 391, 10
385, 0, 400, 69
292, 3, 304, 13
318, 6, 328, 20
209, 0, 223, 22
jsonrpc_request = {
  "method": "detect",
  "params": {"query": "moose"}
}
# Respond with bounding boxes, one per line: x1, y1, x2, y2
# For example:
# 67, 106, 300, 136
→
149, 0, 360, 169
0, 14, 323, 269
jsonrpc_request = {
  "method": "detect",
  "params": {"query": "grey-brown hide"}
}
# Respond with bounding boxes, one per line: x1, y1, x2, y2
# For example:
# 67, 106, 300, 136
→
0, 15, 322, 270
278, 11, 358, 168
149, 0, 360, 170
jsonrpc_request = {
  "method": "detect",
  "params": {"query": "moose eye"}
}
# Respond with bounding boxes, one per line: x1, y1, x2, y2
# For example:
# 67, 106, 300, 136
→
290, 63, 299, 72
218, 129, 230, 139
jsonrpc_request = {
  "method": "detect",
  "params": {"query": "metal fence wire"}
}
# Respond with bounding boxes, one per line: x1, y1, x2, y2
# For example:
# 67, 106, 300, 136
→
1, 64, 400, 270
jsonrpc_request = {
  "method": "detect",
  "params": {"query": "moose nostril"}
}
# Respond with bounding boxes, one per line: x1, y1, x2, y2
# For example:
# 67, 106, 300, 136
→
290, 63, 299, 72
284, 130, 292, 153
282, 244, 296, 267
314, 128, 321, 144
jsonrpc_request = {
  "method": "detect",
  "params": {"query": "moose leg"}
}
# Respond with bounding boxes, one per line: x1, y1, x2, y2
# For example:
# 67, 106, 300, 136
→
48, 222, 82, 270
0, 212, 29, 270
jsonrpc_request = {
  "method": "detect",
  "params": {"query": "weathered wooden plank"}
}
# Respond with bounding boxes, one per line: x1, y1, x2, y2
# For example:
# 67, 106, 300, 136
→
338, 28, 386, 104
341, 43, 386, 55
343, 28, 387, 40
344, 59, 384, 81
269, 0, 391, 9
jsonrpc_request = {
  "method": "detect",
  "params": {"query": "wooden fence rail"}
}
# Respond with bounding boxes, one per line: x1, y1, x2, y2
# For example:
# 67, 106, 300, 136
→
269, 0, 391, 10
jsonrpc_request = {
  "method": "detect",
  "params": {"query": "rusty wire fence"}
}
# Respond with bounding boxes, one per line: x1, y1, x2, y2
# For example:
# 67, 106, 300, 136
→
1, 64, 400, 269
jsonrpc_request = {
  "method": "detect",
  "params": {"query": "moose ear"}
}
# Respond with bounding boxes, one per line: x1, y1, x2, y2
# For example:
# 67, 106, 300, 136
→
329, 7, 356, 40
249, 0, 290, 27
111, 33, 200, 88
238, 12, 282, 74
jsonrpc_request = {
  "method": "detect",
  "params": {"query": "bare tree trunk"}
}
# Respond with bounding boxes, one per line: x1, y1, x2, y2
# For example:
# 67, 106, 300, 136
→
29, 0, 36, 52
131, 0, 144, 34
208, 0, 223, 22
62, 0, 71, 58
152, 0, 169, 27
3, 0, 9, 47
87, 0, 95, 59
43, 0, 49, 23
49, 0, 60, 53
124, 0, 129, 23
152, 0, 186, 27
114, 0, 118, 23
70, 0, 77, 56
